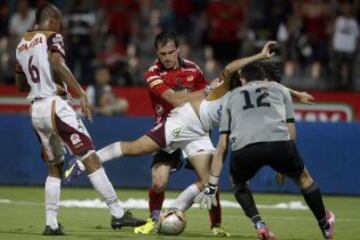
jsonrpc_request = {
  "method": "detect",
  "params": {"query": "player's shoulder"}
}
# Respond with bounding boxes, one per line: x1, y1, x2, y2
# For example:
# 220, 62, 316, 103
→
182, 59, 201, 69
145, 61, 162, 74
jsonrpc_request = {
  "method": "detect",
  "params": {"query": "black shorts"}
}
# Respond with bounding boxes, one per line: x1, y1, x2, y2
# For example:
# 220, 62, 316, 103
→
230, 140, 305, 184
151, 149, 195, 173
151, 149, 183, 172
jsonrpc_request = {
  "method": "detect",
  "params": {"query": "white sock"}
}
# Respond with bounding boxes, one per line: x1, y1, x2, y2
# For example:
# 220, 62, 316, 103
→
170, 184, 200, 211
97, 142, 123, 163
88, 167, 124, 218
45, 176, 61, 229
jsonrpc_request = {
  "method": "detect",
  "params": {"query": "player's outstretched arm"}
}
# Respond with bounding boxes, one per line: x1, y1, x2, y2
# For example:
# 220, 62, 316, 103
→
286, 87, 315, 105
207, 41, 277, 100
49, 52, 93, 121
161, 88, 206, 107
223, 41, 277, 78
210, 133, 229, 178
194, 133, 229, 210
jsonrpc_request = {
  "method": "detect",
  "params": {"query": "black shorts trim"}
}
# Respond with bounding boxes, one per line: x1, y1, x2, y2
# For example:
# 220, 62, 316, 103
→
286, 118, 295, 123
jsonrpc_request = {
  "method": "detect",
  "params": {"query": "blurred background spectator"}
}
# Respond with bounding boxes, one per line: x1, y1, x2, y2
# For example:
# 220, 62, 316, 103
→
86, 66, 128, 116
64, 0, 97, 85
3, 0, 360, 91
332, 1, 359, 90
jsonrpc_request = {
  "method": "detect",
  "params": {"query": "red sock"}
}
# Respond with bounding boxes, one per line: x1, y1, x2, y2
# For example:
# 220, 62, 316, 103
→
208, 190, 222, 228
148, 186, 164, 218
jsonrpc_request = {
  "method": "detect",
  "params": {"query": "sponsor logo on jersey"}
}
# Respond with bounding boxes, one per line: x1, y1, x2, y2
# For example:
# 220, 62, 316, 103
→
171, 127, 182, 138
70, 133, 82, 146
186, 76, 194, 81
17, 36, 43, 52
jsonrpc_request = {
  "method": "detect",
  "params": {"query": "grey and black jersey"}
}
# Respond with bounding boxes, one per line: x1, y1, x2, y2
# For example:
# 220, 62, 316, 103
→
219, 81, 295, 151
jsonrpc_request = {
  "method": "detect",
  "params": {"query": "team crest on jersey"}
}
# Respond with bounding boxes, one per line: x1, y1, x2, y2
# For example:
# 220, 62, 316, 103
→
186, 76, 194, 81
171, 127, 182, 138
70, 133, 81, 146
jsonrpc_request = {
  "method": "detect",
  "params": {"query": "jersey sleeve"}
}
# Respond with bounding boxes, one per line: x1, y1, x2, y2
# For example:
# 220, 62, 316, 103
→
219, 98, 231, 134
283, 87, 295, 123
47, 33, 66, 58
194, 65, 208, 90
144, 68, 170, 96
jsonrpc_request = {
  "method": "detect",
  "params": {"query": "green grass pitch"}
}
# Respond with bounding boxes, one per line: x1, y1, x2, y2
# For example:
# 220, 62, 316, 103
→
0, 186, 358, 240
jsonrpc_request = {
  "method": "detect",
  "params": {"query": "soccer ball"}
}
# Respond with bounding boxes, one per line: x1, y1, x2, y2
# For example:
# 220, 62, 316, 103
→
157, 208, 186, 235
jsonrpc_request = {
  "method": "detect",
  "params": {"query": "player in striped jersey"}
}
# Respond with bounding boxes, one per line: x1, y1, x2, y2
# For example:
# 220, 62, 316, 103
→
15, 3, 145, 235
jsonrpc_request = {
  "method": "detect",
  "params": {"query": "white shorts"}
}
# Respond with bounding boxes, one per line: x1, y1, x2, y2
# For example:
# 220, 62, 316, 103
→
31, 96, 95, 164
147, 103, 215, 159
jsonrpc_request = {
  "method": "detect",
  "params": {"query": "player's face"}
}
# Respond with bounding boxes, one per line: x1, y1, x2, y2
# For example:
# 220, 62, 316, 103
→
156, 41, 179, 69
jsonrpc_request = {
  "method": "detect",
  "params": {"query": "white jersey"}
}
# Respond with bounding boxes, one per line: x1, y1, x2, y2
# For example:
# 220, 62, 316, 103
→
199, 92, 230, 131
15, 30, 67, 102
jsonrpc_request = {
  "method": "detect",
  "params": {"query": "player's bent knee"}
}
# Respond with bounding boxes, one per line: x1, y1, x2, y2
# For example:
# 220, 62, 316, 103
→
152, 182, 167, 193
45, 155, 64, 166
79, 150, 97, 162
291, 169, 314, 189
48, 161, 63, 177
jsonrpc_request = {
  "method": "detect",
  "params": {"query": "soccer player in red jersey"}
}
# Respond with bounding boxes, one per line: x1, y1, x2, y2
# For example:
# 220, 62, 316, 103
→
135, 31, 228, 236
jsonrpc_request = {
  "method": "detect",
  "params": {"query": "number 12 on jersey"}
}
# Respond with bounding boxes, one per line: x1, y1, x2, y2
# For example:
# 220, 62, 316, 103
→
241, 87, 271, 110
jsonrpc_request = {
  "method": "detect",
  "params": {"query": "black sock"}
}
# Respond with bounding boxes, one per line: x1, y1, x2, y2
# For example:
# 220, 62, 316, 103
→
234, 184, 261, 225
301, 182, 328, 229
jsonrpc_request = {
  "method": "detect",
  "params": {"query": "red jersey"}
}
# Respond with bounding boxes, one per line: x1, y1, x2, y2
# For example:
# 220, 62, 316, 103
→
144, 58, 208, 124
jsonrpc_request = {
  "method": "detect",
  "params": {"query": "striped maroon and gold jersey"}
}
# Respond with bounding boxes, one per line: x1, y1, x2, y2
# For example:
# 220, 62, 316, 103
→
15, 30, 67, 102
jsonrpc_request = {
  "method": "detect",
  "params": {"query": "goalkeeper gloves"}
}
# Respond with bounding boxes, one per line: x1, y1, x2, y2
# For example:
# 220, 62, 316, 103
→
194, 175, 219, 210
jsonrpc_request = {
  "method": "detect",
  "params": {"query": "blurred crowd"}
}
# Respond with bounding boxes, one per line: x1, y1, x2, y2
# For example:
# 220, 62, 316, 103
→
0, 0, 360, 91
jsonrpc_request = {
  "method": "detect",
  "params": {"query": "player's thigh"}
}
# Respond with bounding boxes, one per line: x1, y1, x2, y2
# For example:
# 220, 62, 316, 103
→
52, 97, 95, 157
230, 146, 265, 184
187, 153, 213, 185
181, 136, 215, 160
268, 141, 305, 177
151, 150, 181, 188
123, 135, 161, 155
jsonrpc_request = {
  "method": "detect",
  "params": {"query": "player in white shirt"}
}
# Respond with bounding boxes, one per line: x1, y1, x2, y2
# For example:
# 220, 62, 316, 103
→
15, 3, 145, 235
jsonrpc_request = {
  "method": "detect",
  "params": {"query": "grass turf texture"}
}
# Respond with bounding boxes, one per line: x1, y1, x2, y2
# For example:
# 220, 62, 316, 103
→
0, 186, 357, 240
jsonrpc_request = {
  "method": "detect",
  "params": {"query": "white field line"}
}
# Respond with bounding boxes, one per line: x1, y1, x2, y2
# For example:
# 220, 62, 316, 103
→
0, 198, 357, 222
0, 198, 308, 210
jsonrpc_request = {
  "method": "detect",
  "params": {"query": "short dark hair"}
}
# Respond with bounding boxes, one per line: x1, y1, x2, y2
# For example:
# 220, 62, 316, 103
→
259, 62, 281, 83
154, 30, 179, 50
239, 63, 266, 82
229, 71, 242, 90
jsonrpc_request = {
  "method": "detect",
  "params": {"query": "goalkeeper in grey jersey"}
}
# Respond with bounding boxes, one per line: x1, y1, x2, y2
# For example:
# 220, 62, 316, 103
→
195, 64, 335, 240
